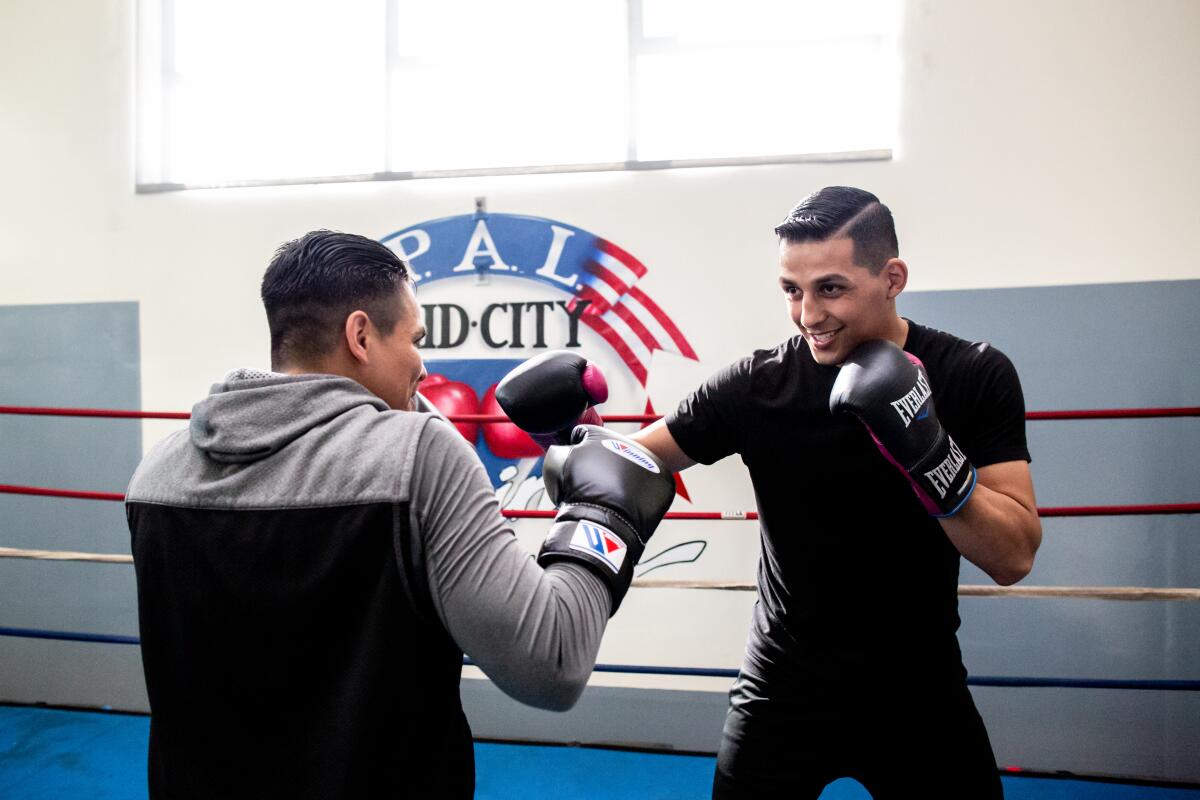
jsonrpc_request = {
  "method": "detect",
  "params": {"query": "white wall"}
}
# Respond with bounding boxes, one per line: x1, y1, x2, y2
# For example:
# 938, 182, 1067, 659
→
3, 0, 1198, 413
2, 0, 1199, 777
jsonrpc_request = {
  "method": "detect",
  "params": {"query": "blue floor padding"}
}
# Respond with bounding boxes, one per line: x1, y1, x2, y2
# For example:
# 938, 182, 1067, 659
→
0, 705, 149, 800
474, 741, 714, 799
2, 705, 1198, 799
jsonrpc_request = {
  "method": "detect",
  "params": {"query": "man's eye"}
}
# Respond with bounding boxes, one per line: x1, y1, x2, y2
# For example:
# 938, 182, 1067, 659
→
820, 285, 844, 296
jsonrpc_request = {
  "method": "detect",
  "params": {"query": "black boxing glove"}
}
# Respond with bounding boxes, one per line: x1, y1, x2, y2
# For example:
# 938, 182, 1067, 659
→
829, 339, 977, 517
539, 426, 676, 614
495, 350, 608, 449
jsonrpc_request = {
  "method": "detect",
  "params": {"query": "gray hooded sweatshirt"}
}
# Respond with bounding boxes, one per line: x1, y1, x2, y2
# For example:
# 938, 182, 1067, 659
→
126, 370, 609, 799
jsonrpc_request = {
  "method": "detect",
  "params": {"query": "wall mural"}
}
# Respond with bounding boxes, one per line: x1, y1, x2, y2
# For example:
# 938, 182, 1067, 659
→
381, 204, 707, 577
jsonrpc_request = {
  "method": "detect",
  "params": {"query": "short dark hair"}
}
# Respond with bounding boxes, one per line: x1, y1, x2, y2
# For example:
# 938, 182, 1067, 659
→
774, 186, 898, 273
261, 230, 412, 367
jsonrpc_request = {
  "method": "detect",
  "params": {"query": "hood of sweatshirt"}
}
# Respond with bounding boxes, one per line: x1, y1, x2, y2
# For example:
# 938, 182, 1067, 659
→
189, 369, 389, 464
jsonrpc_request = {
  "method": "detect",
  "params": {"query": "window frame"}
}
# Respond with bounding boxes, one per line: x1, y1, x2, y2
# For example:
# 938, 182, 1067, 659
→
135, 0, 894, 193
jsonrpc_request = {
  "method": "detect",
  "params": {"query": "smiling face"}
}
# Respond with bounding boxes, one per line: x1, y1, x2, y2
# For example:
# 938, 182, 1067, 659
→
778, 235, 908, 366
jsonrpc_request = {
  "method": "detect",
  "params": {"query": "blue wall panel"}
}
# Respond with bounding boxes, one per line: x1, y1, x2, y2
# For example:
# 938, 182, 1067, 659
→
900, 280, 1200, 779
0, 302, 146, 709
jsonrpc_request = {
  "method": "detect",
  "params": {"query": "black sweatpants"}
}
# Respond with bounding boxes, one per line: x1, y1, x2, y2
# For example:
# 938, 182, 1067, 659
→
712, 669, 1003, 799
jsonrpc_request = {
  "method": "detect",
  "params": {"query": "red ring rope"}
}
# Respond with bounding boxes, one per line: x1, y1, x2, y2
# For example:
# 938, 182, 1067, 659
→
0, 484, 126, 502
1037, 503, 1200, 517
1, 405, 1197, 423
1025, 407, 1200, 420
0, 406, 190, 420
1, 483, 1196, 519
2, 405, 1196, 517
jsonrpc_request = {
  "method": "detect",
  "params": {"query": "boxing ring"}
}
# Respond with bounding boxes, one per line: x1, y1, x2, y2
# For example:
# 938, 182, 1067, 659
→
1, 402, 1198, 794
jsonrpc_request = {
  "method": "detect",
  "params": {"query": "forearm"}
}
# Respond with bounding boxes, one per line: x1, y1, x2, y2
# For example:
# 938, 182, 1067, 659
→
432, 540, 609, 711
632, 419, 697, 473
940, 482, 1041, 585
413, 420, 610, 710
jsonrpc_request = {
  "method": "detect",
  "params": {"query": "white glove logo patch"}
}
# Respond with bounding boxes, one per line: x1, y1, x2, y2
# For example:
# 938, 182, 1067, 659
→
601, 439, 661, 473
570, 521, 627, 573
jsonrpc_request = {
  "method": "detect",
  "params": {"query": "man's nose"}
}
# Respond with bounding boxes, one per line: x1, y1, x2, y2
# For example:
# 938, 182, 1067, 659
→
799, 294, 825, 329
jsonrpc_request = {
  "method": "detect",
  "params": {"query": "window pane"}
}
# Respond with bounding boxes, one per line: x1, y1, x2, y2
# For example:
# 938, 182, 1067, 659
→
635, 0, 898, 161
137, 0, 897, 188
168, 0, 386, 184
641, 0, 898, 43
388, 0, 628, 171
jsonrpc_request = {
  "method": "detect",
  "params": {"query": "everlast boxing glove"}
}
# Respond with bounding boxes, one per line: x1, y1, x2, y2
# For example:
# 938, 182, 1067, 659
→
540, 426, 676, 614
495, 350, 608, 449
829, 339, 977, 517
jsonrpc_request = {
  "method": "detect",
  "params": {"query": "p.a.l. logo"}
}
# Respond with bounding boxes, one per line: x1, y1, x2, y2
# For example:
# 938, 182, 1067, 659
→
379, 206, 697, 508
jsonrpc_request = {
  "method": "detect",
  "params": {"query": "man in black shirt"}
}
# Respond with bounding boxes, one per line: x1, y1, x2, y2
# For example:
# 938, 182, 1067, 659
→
632, 186, 1042, 797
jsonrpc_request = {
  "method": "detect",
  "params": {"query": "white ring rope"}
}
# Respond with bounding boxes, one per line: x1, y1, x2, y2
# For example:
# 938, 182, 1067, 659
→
0, 547, 133, 563
632, 578, 1200, 601
2, 547, 1197, 601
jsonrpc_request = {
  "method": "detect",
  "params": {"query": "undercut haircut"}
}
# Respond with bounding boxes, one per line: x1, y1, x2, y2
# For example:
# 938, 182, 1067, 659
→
774, 186, 899, 273
261, 230, 412, 368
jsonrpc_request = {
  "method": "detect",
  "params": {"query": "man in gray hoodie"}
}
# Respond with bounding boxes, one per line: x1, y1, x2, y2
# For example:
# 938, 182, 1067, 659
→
125, 230, 675, 799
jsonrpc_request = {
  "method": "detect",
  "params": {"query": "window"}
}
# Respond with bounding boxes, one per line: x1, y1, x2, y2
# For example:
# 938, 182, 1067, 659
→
136, 0, 899, 190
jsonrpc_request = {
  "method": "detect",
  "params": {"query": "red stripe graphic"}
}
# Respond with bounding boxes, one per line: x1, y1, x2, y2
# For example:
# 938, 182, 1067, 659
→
597, 238, 648, 278
627, 286, 698, 360
611, 301, 663, 354
585, 259, 632, 298
581, 313, 648, 385
564, 238, 699, 385
569, 286, 612, 316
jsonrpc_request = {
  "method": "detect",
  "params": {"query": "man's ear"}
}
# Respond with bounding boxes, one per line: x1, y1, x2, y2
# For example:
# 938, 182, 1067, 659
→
344, 310, 372, 365
882, 258, 908, 299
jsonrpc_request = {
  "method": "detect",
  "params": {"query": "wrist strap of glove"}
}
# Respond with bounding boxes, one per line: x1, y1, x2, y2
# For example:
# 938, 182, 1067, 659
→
862, 423, 976, 517
908, 431, 977, 517
537, 505, 646, 615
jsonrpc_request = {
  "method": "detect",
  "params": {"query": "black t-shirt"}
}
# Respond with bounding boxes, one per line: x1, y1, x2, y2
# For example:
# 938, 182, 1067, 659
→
667, 320, 1029, 691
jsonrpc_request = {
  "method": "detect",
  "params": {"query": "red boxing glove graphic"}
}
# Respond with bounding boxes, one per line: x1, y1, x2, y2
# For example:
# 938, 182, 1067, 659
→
420, 374, 481, 445
481, 383, 543, 459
